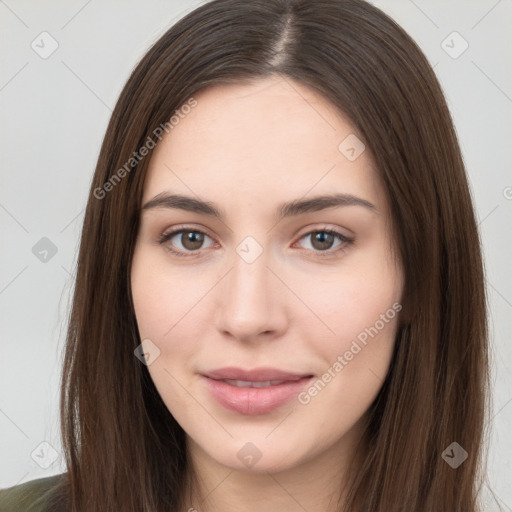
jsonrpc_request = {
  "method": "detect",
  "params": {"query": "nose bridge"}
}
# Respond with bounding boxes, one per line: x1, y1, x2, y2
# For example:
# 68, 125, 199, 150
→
216, 237, 285, 339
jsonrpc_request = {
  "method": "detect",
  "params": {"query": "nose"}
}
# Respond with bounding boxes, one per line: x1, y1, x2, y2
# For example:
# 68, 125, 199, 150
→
214, 244, 288, 343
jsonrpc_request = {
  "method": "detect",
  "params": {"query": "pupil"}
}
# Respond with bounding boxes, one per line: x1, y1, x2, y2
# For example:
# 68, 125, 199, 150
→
183, 231, 204, 250
313, 232, 333, 250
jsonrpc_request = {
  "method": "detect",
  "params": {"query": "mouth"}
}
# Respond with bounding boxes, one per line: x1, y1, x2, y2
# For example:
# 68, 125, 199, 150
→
200, 367, 314, 415
220, 379, 301, 388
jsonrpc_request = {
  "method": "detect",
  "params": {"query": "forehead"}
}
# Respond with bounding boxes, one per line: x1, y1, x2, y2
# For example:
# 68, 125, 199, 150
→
162, 76, 351, 155
142, 76, 385, 211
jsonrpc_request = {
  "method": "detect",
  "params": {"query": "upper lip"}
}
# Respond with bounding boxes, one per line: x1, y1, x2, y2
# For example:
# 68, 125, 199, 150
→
202, 367, 313, 382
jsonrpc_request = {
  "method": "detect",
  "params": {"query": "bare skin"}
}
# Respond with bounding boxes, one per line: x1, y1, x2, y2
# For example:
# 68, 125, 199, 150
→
131, 75, 404, 512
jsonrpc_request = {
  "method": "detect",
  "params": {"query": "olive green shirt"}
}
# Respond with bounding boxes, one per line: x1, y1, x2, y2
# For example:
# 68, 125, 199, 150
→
0, 474, 64, 512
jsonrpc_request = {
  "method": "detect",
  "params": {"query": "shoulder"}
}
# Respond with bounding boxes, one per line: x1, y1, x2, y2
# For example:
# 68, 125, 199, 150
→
0, 473, 66, 512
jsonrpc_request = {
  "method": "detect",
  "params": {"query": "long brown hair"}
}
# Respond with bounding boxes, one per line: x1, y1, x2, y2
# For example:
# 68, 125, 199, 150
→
50, 0, 489, 510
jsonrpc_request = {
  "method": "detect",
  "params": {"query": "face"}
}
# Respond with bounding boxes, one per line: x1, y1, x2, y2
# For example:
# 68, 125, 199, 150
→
131, 76, 404, 475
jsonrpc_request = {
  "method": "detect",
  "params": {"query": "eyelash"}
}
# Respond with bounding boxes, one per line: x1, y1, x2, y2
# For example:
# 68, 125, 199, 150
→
157, 226, 354, 259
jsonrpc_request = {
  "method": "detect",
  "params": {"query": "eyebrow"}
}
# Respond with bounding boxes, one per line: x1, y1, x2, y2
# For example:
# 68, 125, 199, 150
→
141, 192, 376, 219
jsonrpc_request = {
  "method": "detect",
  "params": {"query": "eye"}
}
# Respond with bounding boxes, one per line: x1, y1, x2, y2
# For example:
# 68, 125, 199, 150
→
295, 229, 354, 256
158, 226, 354, 258
158, 228, 215, 256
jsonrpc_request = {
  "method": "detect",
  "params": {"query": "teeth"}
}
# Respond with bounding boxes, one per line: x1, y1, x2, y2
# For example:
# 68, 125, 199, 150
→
223, 379, 286, 388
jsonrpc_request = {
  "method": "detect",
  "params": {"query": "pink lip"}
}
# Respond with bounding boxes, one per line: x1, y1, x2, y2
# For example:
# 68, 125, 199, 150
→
201, 367, 314, 415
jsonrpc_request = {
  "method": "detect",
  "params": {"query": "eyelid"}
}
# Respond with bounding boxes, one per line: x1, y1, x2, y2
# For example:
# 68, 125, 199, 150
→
294, 223, 352, 241
160, 223, 215, 240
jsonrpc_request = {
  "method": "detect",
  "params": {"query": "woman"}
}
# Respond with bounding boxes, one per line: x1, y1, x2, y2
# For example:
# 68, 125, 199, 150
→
0, 0, 489, 510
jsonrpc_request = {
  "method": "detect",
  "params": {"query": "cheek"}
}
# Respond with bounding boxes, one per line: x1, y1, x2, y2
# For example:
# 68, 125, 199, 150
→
130, 250, 222, 404
131, 248, 213, 341
291, 244, 402, 385
291, 273, 401, 445
297, 260, 400, 341
130, 252, 207, 418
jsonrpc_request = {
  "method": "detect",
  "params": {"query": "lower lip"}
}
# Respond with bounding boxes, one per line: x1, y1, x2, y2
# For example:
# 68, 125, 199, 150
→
202, 376, 313, 415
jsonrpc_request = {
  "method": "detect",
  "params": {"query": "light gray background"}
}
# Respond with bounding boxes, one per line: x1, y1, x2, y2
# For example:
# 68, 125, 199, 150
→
1, 0, 511, 508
